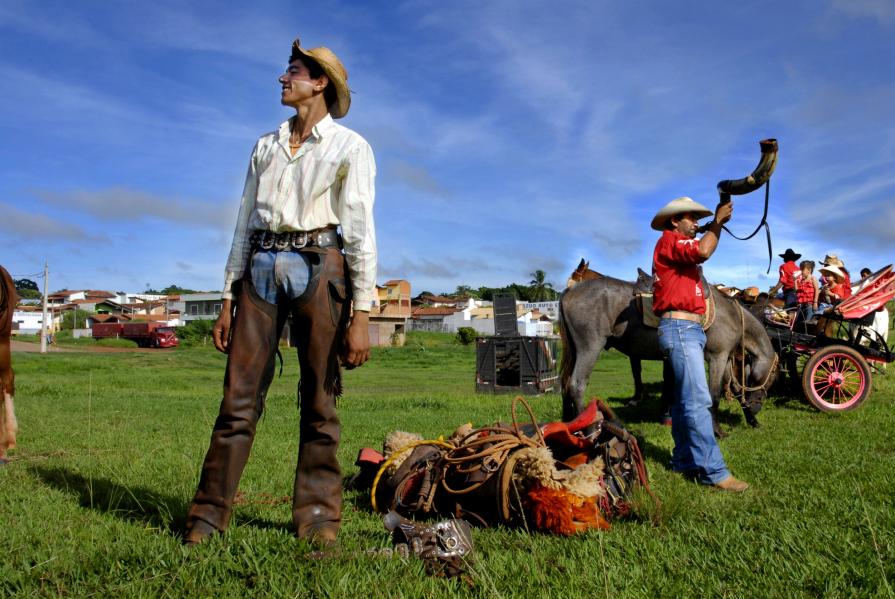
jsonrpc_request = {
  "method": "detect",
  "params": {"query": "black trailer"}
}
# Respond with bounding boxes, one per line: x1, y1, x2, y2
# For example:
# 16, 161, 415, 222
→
474, 293, 558, 394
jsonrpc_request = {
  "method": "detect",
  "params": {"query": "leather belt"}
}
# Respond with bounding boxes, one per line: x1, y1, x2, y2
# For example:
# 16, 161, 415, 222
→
660, 310, 702, 323
250, 227, 341, 252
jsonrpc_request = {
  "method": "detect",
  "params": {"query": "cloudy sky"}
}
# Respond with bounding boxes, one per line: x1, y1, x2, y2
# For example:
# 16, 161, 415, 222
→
2, 0, 893, 295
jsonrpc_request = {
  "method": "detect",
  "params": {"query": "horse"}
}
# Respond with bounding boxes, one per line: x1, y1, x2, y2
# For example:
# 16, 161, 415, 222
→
567, 259, 673, 408
0, 265, 18, 463
560, 270, 778, 436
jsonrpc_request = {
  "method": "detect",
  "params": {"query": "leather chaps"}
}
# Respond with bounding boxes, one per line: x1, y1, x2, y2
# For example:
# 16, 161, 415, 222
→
187, 246, 351, 538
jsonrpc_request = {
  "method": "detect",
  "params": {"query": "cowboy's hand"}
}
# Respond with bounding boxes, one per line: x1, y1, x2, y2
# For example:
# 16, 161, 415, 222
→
212, 299, 233, 354
342, 310, 371, 369
714, 201, 734, 226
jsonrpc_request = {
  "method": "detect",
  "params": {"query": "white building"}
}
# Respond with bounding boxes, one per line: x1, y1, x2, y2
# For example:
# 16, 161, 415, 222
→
12, 309, 61, 334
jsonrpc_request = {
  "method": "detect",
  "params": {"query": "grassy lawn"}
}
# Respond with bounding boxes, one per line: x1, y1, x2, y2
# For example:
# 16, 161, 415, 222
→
1, 332, 893, 597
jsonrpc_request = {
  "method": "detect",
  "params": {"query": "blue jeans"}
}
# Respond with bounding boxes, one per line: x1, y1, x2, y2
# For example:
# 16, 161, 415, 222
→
657, 318, 731, 484
783, 289, 798, 308
249, 250, 312, 304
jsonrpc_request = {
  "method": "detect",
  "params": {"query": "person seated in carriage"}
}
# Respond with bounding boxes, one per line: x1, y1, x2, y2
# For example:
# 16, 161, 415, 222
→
795, 260, 819, 325
819, 264, 852, 308
770, 248, 802, 308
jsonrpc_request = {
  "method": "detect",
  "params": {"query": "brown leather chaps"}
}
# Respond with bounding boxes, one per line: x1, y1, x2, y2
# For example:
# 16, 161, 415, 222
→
187, 247, 350, 538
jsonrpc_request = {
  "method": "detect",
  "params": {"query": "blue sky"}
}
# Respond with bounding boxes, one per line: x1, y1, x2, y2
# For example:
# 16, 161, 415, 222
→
2, 0, 893, 295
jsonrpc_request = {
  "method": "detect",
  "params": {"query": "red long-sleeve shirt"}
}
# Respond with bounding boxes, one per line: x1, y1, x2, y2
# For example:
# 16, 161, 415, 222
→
652, 230, 707, 315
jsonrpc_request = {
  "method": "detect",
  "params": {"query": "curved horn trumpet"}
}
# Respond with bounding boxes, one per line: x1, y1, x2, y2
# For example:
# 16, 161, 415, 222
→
717, 138, 778, 203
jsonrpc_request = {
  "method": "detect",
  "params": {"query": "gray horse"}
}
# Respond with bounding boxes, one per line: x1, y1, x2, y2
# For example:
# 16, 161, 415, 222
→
559, 274, 777, 436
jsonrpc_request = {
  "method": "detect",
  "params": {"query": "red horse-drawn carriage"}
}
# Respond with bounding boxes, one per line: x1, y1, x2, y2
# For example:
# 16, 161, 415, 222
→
763, 265, 895, 412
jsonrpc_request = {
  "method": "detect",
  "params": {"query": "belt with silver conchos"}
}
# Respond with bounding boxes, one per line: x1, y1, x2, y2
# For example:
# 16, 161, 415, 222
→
249, 227, 341, 252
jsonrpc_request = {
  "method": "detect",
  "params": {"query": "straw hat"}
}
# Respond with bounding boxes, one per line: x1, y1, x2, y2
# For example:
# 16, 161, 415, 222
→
779, 248, 801, 262
650, 197, 713, 231
820, 264, 846, 281
291, 37, 351, 118
820, 254, 844, 268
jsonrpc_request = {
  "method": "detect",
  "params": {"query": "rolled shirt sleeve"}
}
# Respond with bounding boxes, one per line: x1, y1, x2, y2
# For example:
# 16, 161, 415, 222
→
338, 141, 377, 311
222, 143, 260, 300
668, 237, 704, 265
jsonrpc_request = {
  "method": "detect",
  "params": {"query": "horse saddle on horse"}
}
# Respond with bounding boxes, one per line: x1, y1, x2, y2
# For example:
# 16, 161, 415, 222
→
633, 268, 715, 331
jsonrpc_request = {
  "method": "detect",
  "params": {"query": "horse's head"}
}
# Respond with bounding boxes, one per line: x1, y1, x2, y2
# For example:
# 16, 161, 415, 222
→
567, 258, 601, 288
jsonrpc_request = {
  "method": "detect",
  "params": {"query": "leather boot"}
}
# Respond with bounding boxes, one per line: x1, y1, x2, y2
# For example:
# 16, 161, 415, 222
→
291, 247, 350, 543
187, 278, 283, 534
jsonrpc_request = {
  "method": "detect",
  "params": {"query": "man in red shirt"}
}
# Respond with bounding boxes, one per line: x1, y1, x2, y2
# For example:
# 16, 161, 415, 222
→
651, 196, 748, 492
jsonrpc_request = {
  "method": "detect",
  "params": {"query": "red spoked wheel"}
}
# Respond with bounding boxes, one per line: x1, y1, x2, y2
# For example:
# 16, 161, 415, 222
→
801, 345, 872, 412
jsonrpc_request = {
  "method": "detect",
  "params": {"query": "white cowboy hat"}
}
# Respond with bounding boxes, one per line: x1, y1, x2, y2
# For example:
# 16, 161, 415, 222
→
291, 37, 351, 119
819, 264, 846, 280
650, 197, 713, 231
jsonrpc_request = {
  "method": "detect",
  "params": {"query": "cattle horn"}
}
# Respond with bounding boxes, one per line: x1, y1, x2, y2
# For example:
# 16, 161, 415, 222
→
717, 138, 778, 203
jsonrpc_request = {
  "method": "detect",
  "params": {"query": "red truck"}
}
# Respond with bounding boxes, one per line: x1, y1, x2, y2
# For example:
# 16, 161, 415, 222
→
92, 321, 179, 348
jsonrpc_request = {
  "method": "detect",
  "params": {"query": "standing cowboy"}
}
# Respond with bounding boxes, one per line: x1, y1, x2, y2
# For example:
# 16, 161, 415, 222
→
651, 197, 748, 492
185, 37, 376, 546
770, 248, 802, 308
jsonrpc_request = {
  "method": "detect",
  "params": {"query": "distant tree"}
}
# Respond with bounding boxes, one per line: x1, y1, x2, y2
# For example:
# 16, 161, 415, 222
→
477, 286, 495, 301
14, 278, 41, 299
528, 270, 557, 301
15, 278, 39, 292
453, 285, 480, 299
160, 284, 198, 294
60, 309, 95, 331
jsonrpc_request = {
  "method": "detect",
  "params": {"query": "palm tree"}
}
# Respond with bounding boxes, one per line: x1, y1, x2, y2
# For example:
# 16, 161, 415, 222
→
529, 270, 556, 301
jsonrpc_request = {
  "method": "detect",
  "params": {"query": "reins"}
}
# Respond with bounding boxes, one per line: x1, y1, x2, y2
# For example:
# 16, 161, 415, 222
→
726, 303, 779, 403
722, 180, 774, 274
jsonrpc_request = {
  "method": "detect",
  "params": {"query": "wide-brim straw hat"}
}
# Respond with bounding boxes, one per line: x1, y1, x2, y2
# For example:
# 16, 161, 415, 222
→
820, 254, 844, 268
779, 248, 801, 261
820, 264, 846, 280
650, 197, 713, 231
291, 38, 351, 119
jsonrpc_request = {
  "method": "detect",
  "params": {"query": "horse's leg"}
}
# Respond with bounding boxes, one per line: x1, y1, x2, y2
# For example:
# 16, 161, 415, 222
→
707, 353, 729, 438
627, 358, 643, 407
563, 337, 607, 421
0, 392, 12, 461
4, 392, 15, 451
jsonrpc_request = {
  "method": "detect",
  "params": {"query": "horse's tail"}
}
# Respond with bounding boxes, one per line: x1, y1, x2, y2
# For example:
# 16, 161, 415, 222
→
558, 291, 576, 396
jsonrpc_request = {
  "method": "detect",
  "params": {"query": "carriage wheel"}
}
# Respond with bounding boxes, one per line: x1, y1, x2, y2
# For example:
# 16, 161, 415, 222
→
801, 345, 872, 412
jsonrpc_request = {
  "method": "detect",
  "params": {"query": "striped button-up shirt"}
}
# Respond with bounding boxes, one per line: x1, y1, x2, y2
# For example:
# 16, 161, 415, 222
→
223, 114, 377, 310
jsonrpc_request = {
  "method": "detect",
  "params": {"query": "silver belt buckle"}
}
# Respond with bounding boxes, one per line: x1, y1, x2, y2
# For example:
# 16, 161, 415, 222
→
274, 234, 290, 251
260, 232, 275, 250
291, 232, 309, 249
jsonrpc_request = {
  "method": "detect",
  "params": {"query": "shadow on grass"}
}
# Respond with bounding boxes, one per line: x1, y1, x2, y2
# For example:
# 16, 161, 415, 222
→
28, 465, 188, 538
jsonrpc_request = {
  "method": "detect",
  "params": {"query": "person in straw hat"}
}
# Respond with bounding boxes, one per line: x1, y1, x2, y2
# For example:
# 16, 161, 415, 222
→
185, 37, 376, 546
819, 263, 852, 305
650, 196, 749, 492
769, 248, 802, 308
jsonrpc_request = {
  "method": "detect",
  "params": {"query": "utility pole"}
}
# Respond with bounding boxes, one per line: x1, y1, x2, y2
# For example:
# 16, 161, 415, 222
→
40, 260, 49, 354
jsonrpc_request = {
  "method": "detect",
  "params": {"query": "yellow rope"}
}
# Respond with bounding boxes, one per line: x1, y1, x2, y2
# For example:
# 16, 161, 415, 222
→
370, 438, 454, 513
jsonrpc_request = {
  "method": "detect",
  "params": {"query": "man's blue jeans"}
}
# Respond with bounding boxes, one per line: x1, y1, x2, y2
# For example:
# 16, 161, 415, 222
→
657, 318, 731, 484
250, 250, 312, 304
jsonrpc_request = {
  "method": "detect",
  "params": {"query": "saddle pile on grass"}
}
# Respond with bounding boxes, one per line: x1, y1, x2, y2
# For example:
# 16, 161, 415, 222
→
354, 397, 652, 536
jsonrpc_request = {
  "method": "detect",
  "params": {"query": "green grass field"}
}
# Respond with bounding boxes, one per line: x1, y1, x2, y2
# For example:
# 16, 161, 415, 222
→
2, 332, 893, 597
